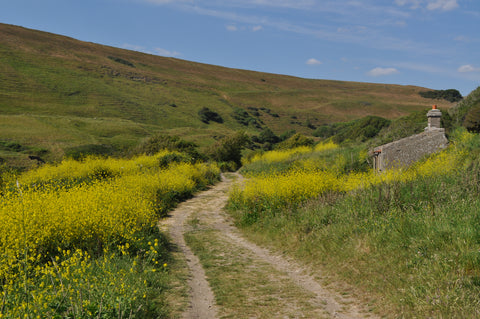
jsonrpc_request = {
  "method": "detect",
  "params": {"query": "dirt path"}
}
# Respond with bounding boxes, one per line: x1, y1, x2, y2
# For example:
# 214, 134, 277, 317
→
160, 173, 378, 319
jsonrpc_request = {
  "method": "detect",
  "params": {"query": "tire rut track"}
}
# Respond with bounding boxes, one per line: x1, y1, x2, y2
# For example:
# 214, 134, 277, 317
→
160, 173, 378, 319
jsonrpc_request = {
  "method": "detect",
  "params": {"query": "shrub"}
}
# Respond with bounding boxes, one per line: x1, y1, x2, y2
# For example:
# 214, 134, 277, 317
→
463, 101, 480, 133
276, 133, 314, 150
135, 134, 202, 161
258, 128, 280, 144
107, 56, 135, 68
314, 116, 390, 143
232, 107, 262, 128
0, 141, 25, 152
279, 130, 296, 141
419, 89, 462, 103
158, 152, 192, 167
198, 107, 223, 124
207, 132, 249, 168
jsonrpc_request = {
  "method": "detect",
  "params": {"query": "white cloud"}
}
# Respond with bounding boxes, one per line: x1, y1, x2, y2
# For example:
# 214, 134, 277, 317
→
122, 44, 180, 57
122, 43, 148, 52
337, 26, 367, 34
226, 25, 238, 31
426, 0, 458, 11
458, 65, 480, 73
454, 35, 470, 42
393, 61, 445, 74
155, 48, 181, 57
140, 0, 314, 10
252, 25, 263, 32
394, 0, 422, 9
454, 35, 480, 43
394, 0, 458, 11
367, 67, 399, 76
306, 58, 322, 65
232, 0, 315, 10
142, 0, 192, 4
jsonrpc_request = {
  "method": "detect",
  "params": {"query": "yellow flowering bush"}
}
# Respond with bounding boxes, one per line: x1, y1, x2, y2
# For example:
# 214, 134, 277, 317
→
19, 150, 185, 186
230, 138, 465, 216
313, 141, 339, 153
246, 146, 314, 164
229, 129, 480, 317
0, 150, 220, 317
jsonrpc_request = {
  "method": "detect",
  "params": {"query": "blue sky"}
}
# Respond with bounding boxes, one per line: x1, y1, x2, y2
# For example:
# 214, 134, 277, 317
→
1, 0, 479, 96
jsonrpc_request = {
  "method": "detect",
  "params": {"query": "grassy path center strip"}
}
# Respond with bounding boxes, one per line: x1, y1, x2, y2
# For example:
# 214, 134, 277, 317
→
161, 172, 377, 318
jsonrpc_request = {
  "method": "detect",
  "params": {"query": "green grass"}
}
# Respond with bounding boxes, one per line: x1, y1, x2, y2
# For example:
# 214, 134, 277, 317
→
229, 132, 480, 317
184, 229, 330, 318
0, 23, 453, 168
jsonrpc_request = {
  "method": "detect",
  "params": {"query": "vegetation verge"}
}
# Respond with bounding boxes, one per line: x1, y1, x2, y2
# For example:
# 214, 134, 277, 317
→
0, 150, 220, 318
228, 129, 480, 317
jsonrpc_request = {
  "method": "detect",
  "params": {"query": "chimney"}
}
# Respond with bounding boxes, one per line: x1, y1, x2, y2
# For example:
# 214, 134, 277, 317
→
426, 105, 442, 131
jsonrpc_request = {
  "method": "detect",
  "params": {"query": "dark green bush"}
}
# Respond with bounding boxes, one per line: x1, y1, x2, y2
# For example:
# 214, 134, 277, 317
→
279, 130, 296, 141
463, 101, 480, 133
0, 141, 25, 152
135, 134, 202, 161
198, 107, 223, 124
419, 89, 462, 103
258, 128, 280, 144
88, 166, 116, 180
157, 152, 191, 168
276, 133, 314, 149
207, 132, 249, 168
107, 56, 135, 68
232, 107, 262, 128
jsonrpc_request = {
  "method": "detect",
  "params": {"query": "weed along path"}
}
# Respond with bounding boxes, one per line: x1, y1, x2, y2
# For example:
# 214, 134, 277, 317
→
160, 172, 377, 319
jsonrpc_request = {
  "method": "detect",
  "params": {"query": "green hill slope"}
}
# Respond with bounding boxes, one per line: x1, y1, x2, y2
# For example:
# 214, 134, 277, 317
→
0, 23, 455, 168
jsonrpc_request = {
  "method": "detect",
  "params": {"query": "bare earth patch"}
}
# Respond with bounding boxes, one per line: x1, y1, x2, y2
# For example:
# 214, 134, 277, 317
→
160, 173, 379, 318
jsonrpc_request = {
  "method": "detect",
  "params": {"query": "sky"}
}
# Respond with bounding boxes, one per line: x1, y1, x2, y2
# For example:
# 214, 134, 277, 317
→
1, 0, 479, 96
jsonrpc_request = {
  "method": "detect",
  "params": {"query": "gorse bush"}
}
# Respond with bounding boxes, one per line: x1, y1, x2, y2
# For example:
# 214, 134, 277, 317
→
0, 150, 220, 317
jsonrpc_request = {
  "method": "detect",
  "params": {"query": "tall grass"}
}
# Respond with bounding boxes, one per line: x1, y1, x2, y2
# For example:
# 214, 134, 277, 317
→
228, 129, 480, 317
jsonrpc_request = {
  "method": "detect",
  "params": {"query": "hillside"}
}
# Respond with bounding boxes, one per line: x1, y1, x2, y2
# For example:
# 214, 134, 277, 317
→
0, 23, 455, 167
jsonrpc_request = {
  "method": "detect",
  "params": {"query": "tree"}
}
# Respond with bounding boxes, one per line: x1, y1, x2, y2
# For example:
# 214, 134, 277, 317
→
207, 132, 249, 168
419, 89, 463, 103
258, 128, 280, 144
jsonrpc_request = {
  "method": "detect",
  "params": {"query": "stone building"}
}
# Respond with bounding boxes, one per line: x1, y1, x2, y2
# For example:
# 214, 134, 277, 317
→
371, 105, 448, 172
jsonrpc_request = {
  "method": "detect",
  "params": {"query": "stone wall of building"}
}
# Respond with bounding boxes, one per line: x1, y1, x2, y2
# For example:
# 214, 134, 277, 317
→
372, 129, 448, 171
371, 105, 448, 171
